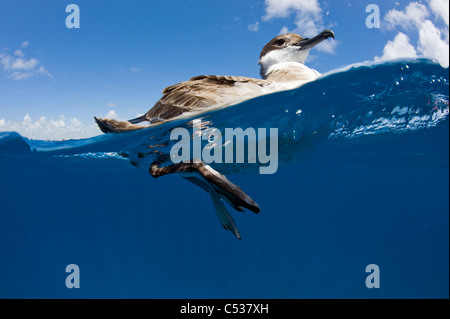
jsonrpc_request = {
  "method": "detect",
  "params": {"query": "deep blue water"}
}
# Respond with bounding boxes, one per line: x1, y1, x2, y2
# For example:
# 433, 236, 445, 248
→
0, 59, 448, 298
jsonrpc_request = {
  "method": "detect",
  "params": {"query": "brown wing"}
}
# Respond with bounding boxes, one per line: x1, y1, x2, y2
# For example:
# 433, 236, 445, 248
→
144, 75, 271, 122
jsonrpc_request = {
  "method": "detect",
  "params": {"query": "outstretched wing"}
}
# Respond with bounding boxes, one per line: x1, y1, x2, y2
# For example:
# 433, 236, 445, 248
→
143, 75, 272, 122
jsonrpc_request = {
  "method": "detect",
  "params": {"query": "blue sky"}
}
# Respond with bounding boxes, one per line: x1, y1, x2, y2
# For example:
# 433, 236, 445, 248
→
0, 0, 448, 139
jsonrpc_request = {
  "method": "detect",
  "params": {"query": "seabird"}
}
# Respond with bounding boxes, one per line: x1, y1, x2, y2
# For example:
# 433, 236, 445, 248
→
95, 30, 335, 239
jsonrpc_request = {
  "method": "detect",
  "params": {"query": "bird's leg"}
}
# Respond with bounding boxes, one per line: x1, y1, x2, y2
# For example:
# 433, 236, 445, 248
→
149, 159, 260, 239
149, 160, 260, 214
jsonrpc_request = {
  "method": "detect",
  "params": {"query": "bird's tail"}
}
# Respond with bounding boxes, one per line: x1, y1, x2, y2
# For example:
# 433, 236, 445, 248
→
94, 117, 146, 133
127, 114, 147, 124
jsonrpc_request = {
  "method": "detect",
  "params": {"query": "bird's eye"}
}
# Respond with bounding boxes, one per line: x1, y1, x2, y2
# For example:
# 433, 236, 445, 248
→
276, 39, 285, 46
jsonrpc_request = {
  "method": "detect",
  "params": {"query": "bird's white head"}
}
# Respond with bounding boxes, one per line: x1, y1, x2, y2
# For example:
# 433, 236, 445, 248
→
259, 30, 335, 79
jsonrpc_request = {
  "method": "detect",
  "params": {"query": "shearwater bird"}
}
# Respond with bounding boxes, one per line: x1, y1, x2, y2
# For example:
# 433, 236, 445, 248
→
95, 30, 335, 239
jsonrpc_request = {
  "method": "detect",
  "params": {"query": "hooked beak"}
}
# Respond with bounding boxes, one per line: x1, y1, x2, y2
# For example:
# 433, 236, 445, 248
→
295, 29, 335, 50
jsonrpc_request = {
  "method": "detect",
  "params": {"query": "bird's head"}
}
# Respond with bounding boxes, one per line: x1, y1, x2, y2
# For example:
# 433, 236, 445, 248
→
259, 30, 335, 78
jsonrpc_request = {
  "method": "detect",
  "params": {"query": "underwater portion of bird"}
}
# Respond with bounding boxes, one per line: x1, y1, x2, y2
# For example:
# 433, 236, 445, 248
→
95, 30, 335, 239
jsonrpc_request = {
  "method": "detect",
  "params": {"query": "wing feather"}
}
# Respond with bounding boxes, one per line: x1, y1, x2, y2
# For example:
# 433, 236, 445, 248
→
144, 75, 272, 122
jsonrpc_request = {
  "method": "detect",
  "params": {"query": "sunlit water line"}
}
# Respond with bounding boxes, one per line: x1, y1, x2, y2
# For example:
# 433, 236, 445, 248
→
0, 58, 448, 174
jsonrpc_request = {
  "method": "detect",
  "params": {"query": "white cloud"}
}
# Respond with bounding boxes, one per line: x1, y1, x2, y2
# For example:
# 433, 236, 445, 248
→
375, 32, 418, 61
428, 0, 449, 27
279, 26, 290, 34
378, 1, 449, 67
10, 57, 39, 70
38, 65, 51, 76
107, 102, 116, 108
0, 54, 12, 68
0, 110, 126, 140
418, 20, 449, 66
261, 0, 337, 53
8, 71, 34, 80
385, 2, 429, 30
248, 22, 259, 32
0, 114, 101, 140
262, 0, 322, 22
129, 67, 141, 72
0, 42, 52, 80
105, 110, 119, 120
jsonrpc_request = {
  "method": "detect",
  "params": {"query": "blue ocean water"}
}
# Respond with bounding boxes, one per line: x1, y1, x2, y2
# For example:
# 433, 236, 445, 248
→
0, 59, 448, 298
